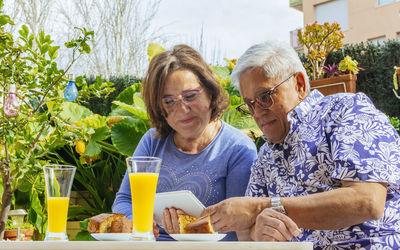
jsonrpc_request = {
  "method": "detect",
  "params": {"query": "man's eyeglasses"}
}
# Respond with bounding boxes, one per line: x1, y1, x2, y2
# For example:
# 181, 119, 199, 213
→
162, 88, 203, 112
236, 73, 295, 117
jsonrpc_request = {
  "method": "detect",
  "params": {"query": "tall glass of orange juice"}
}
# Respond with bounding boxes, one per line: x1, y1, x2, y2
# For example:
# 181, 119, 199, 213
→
43, 165, 76, 241
126, 156, 161, 241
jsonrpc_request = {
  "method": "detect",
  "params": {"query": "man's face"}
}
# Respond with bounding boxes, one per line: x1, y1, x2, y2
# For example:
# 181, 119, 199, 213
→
239, 67, 306, 144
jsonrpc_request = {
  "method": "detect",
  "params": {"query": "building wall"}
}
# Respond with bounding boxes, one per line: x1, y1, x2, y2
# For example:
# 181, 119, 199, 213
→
302, 0, 400, 44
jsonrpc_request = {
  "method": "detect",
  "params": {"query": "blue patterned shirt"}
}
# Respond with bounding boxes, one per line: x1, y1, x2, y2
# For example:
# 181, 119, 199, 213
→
246, 90, 400, 249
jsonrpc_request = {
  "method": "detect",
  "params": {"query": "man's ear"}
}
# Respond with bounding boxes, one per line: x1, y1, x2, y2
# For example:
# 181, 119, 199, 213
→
295, 72, 307, 98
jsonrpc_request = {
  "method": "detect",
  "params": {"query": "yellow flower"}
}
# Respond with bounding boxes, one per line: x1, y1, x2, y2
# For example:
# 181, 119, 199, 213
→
75, 140, 86, 155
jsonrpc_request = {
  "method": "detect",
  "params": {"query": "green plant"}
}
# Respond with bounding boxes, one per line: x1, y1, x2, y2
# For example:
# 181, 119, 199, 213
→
325, 40, 400, 117
0, 0, 110, 239
338, 56, 362, 75
297, 22, 344, 80
393, 66, 400, 99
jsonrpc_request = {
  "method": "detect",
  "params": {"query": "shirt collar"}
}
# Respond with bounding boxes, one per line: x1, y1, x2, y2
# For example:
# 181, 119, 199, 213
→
288, 89, 324, 123
263, 90, 324, 149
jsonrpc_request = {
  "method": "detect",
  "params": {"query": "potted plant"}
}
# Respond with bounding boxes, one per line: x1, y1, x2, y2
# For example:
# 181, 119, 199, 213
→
297, 21, 358, 95
310, 56, 361, 96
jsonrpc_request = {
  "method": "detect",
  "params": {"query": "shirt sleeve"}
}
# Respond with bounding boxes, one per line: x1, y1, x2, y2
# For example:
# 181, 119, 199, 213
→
225, 142, 257, 198
112, 130, 153, 219
328, 93, 400, 185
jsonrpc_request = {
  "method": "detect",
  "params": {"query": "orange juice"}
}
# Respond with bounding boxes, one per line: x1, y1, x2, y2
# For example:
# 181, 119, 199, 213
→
129, 173, 159, 233
47, 197, 69, 233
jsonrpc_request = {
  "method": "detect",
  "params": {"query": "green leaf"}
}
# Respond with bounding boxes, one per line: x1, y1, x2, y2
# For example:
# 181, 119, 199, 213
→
112, 101, 148, 120
19, 25, 29, 38
133, 94, 146, 111
74, 114, 107, 130
147, 43, 165, 62
111, 122, 143, 156
40, 43, 49, 54
74, 231, 96, 241
0, 14, 14, 26
91, 126, 110, 142
57, 102, 93, 124
212, 66, 230, 79
84, 140, 101, 157
48, 46, 59, 60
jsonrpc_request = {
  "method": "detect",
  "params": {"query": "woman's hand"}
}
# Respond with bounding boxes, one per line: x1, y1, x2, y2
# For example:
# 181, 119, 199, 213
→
201, 197, 269, 232
254, 208, 302, 241
153, 221, 160, 238
162, 207, 184, 234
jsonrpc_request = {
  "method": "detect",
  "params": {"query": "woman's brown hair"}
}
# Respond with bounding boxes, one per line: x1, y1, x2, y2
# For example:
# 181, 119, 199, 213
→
142, 44, 229, 138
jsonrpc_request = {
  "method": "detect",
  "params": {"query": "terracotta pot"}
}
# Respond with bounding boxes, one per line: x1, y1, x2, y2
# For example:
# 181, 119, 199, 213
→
310, 74, 357, 96
4, 229, 34, 241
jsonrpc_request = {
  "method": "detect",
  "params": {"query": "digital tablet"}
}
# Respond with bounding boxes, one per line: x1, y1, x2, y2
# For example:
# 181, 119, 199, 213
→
153, 190, 205, 226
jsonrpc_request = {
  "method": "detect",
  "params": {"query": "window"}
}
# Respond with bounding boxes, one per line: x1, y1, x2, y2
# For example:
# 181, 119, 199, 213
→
377, 0, 399, 6
368, 36, 387, 45
315, 0, 348, 30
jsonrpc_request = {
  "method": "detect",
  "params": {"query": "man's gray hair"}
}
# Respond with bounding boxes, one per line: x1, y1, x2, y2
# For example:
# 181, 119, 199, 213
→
231, 41, 310, 93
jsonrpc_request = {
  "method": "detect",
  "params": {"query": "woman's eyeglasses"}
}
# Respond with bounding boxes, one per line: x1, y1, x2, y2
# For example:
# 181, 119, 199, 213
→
162, 88, 203, 112
236, 73, 295, 117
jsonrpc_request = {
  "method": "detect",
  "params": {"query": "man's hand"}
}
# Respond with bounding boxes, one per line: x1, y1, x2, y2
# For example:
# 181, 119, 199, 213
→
254, 208, 302, 241
201, 197, 268, 232
162, 207, 184, 234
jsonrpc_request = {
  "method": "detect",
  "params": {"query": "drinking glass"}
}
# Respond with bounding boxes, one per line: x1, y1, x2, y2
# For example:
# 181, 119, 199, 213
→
43, 165, 76, 241
126, 156, 161, 241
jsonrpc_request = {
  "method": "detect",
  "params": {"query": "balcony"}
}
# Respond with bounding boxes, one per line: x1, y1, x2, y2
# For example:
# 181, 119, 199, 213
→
290, 0, 303, 11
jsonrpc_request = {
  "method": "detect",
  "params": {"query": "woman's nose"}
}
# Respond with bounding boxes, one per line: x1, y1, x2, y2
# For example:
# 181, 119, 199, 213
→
175, 99, 190, 113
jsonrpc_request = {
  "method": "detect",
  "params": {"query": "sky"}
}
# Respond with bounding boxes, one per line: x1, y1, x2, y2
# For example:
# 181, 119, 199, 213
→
152, 0, 303, 64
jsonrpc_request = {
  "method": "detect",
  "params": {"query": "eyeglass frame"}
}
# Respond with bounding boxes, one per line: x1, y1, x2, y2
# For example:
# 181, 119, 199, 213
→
236, 73, 296, 117
161, 88, 204, 113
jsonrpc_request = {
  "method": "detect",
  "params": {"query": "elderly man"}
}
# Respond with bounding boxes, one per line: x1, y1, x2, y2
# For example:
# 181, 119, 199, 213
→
201, 41, 400, 249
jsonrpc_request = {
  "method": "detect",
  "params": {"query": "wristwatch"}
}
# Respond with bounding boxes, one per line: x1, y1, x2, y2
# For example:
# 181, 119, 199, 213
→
270, 197, 287, 215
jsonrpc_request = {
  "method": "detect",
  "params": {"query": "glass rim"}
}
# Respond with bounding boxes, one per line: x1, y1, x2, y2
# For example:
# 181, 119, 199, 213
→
126, 156, 162, 162
43, 164, 76, 170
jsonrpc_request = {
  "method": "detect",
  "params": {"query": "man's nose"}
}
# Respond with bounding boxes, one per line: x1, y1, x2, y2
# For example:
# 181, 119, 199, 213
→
253, 102, 268, 118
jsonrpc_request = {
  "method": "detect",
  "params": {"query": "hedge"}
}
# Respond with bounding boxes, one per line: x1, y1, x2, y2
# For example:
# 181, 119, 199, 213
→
325, 40, 400, 117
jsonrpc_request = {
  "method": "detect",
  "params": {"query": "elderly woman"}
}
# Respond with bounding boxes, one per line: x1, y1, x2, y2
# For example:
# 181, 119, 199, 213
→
112, 44, 257, 241
201, 41, 400, 249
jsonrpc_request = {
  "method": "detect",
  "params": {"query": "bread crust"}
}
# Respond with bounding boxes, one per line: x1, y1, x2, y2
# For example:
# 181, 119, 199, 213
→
88, 213, 131, 233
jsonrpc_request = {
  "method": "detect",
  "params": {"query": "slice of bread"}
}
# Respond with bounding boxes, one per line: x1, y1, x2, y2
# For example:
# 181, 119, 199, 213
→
178, 214, 216, 234
88, 213, 132, 233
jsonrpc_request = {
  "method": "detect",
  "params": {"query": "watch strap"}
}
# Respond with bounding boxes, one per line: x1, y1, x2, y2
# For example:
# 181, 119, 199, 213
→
270, 197, 287, 215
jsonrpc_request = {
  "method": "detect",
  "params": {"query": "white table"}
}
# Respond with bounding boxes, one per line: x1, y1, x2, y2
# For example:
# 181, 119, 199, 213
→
0, 241, 313, 250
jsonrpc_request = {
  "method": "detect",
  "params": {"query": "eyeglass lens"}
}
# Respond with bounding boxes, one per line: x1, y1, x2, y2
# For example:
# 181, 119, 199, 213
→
162, 89, 200, 108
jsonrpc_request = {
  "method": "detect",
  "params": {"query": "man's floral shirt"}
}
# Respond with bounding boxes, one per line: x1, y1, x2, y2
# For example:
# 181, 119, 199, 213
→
246, 90, 400, 249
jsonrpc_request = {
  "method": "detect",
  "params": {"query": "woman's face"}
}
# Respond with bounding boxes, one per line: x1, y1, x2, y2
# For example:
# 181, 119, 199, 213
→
162, 69, 212, 139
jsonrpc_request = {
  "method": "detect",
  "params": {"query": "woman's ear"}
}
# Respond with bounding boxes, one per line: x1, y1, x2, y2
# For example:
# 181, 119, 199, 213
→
294, 72, 307, 98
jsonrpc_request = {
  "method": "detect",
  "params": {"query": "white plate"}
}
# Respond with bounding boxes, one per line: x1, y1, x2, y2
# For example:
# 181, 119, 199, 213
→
169, 233, 227, 241
91, 233, 131, 241
154, 190, 205, 226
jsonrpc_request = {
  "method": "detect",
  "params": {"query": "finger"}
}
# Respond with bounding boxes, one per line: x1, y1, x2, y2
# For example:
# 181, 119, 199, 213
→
169, 207, 180, 233
153, 222, 160, 238
162, 208, 173, 234
256, 217, 290, 241
201, 204, 218, 217
211, 217, 231, 232
257, 209, 299, 241
268, 209, 302, 237
176, 209, 185, 215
